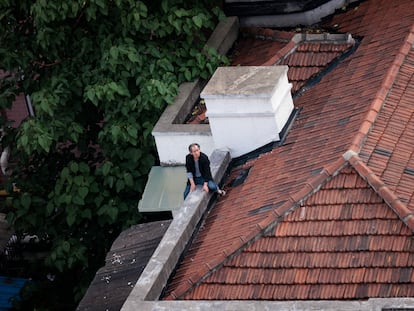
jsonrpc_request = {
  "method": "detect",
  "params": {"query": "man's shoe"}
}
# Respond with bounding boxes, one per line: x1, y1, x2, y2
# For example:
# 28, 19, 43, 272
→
217, 189, 226, 196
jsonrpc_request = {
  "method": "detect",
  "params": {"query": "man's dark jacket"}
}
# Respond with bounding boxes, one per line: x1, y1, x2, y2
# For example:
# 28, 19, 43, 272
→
185, 152, 213, 184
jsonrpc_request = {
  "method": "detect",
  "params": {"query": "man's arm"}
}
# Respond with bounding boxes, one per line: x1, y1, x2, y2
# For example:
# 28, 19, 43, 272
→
200, 153, 214, 182
186, 154, 197, 192
199, 153, 212, 193
188, 174, 196, 192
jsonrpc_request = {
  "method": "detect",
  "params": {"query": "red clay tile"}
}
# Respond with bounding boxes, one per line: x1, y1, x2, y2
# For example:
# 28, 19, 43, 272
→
406, 215, 414, 230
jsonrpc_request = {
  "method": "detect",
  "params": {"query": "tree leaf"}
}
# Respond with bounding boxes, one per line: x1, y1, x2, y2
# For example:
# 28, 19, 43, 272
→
161, 0, 168, 13
116, 179, 125, 193
60, 167, 70, 180
38, 135, 51, 152
66, 212, 76, 226
20, 134, 28, 147
109, 46, 119, 60
62, 241, 70, 253
102, 162, 112, 176
73, 195, 84, 205
78, 162, 90, 174
107, 207, 118, 221
192, 15, 203, 28
78, 186, 89, 199
107, 176, 114, 188
64, 194, 72, 205
69, 162, 78, 173
127, 51, 140, 62
73, 176, 83, 186
81, 209, 92, 219
21, 193, 31, 209
184, 68, 191, 80
126, 125, 137, 139
124, 173, 133, 187
46, 202, 55, 216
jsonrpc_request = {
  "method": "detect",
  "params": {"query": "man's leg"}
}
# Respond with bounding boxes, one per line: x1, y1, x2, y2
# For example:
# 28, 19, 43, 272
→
208, 180, 226, 196
207, 180, 218, 192
185, 178, 225, 198
184, 177, 204, 199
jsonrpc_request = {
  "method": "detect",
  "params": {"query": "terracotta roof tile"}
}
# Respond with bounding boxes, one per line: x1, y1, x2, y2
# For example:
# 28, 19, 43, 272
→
163, 0, 414, 302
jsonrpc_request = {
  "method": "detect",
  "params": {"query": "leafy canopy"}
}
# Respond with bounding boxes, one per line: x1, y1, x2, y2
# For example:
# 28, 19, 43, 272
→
0, 0, 226, 307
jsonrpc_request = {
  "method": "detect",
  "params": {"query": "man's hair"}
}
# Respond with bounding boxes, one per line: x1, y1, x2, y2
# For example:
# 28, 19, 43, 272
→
188, 143, 200, 152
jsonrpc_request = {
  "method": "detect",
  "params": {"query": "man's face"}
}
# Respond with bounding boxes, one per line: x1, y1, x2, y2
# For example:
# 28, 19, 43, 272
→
190, 145, 201, 160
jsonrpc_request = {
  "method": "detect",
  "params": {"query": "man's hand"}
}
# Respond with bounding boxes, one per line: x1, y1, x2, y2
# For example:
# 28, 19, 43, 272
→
189, 178, 196, 192
202, 183, 209, 193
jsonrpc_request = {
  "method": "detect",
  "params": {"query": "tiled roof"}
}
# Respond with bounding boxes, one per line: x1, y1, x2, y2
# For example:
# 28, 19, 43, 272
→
359, 46, 414, 208
163, 0, 414, 301
231, 28, 355, 94
77, 220, 171, 310
174, 164, 414, 300
280, 41, 355, 94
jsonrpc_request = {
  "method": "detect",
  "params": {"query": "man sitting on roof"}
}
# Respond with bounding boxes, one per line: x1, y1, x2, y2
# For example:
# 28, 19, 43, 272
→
184, 143, 226, 199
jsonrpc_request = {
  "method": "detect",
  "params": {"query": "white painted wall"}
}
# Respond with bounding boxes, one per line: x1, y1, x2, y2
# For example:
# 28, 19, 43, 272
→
152, 133, 215, 166
202, 66, 293, 157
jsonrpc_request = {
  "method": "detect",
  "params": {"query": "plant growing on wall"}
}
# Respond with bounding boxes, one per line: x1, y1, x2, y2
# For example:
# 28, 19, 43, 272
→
0, 0, 226, 308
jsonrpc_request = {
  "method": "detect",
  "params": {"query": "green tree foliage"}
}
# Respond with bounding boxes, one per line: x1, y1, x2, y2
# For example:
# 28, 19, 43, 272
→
0, 0, 226, 308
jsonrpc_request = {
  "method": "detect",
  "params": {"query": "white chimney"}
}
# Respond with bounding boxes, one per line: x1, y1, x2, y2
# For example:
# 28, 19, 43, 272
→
201, 66, 293, 157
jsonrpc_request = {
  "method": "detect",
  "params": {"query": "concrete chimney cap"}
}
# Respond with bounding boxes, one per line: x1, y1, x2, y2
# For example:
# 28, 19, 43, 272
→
201, 66, 289, 98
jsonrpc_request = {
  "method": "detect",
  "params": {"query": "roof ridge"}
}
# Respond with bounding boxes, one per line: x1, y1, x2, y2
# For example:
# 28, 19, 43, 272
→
261, 32, 355, 66
344, 150, 414, 232
261, 40, 296, 66
349, 24, 414, 153
170, 155, 349, 299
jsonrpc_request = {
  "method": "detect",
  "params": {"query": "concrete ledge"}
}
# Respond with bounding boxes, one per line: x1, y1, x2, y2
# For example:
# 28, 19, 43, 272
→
205, 16, 240, 55
152, 79, 210, 134
123, 149, 231, 306
275, 32, 354, 65
152, 17, 239, 166
124, 297, 414, 311
293, 32, 355, 44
